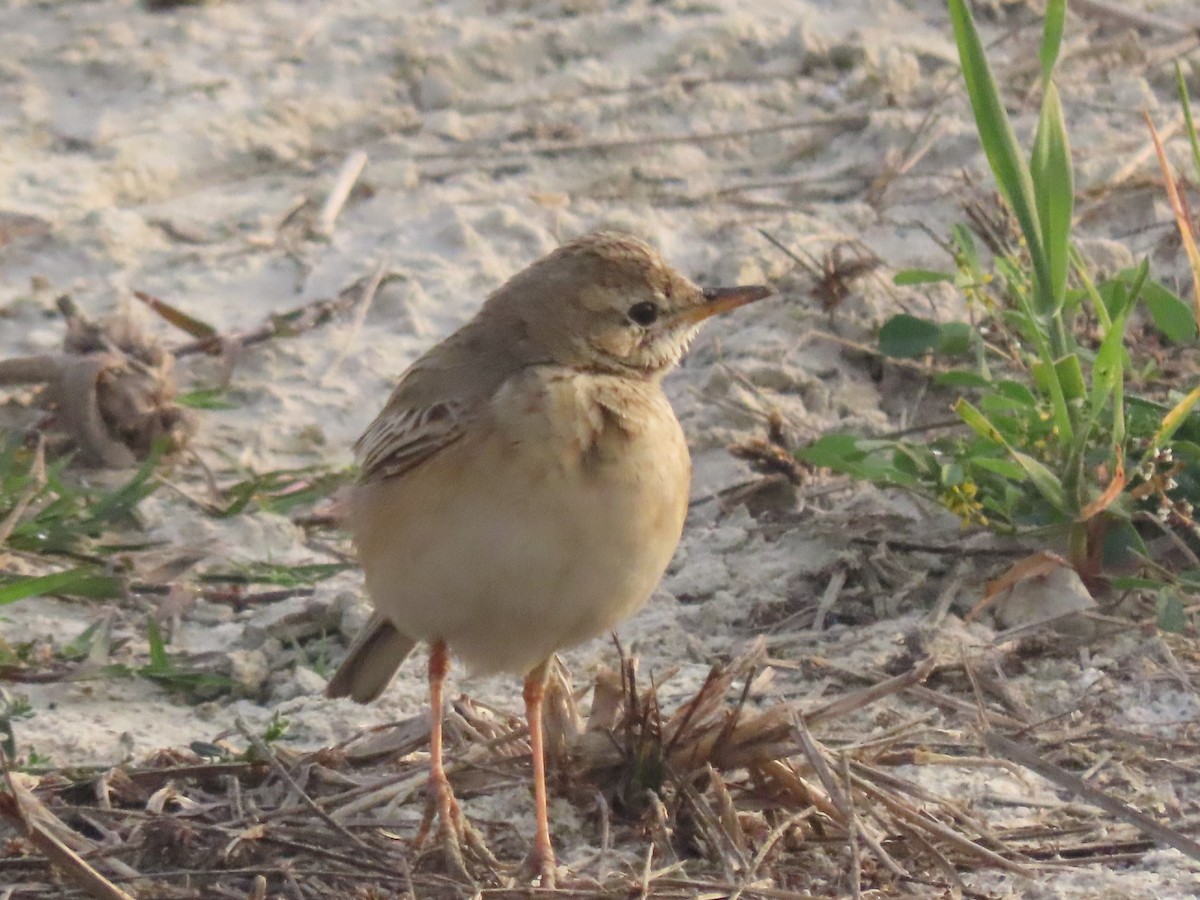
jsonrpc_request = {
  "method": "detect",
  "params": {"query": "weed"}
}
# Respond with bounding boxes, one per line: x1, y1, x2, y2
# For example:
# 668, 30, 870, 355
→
0, 688, 34, 762
800, 1, 1200, 626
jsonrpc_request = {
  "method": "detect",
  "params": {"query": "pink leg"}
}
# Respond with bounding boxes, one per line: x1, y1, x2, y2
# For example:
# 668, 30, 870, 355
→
426, 641, 465, 863
523, 661, 556, 887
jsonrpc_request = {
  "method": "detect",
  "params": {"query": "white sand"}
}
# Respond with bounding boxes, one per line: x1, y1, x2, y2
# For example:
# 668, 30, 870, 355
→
2, 0, 1198, 895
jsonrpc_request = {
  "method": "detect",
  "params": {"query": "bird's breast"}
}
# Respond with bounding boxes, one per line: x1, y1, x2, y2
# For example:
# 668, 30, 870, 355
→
491, 368, 691, 502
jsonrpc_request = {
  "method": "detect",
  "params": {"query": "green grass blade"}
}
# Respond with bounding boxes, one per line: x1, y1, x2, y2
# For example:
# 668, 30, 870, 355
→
1001, 254, 1076, 445
1149, 385, 1200, 451
1089, 312, 1129, 414
1039, 0, 1067, 83
947, 0, 1054, 314
1064, 308, 1130, 502
145, 617, 171, 672
1070, 247, 1112, 330
1176, 62, 1200, 181
86, 444, 163, 525
0, 568, 124, 605
1031, 81, 1074, 311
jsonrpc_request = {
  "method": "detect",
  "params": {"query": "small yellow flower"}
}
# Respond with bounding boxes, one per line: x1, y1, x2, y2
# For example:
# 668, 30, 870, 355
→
941, 480, 987, 527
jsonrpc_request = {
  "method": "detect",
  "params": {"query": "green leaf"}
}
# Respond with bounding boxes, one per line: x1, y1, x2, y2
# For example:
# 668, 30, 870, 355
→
1030, 81, 1074, 311
935, 370, 992, 389
1140, 280, 1198, 343
951, 224, 983, 274
177, 389, 239, 410
796, 436, 919, 488
956, 398, 1006, 445
1054, 353, 1086, 402
1109, 576, 1163, 591
1102, 519, 1146, 568
1039, 0, 1067, 82
1157, 591, 1187, 634
955, 399, 1069, 513
1009, 450, 1069, 513
62, 620, 104, 661
799, 434, 864, 469
971, 457, 1028, 481
893, 444, 940, 479
940, 462, 966, 486
937, 321, 973, 355
1089, 311, 1129, 412
1097, 278, 1127, 319
0, 568, 125, 606
996, 380, 1038, 407
879, 314, 941, 358
1114, 261, 1152, 316
894, 269, 953, 286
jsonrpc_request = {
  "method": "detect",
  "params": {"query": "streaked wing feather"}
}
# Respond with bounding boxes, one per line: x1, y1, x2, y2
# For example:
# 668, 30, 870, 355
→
355, 400, 465, 482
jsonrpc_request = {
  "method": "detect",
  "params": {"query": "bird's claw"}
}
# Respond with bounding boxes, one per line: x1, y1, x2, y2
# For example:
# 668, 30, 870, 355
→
416, 777, 499, 882
519, 838, 558, 890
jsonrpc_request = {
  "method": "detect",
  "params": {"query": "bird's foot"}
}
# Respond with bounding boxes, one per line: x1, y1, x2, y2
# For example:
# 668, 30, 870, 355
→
415, 776, 499, 882
518, 836, 558, 890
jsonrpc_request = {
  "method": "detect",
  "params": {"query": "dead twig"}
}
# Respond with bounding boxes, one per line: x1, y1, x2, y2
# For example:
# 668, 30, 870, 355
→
316, 150, 369, 237
984, 731, 1200, 864
0, 765, 138, 900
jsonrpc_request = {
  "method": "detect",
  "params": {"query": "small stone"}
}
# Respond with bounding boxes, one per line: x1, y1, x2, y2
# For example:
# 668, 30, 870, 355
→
270, 665, 330, 702
992, 563, 1098, 638
423, 110, 470, 141
291, 666, 328, 695
190, 603, 234, 625
226, 649, 271, 698
414, 70, 457, 111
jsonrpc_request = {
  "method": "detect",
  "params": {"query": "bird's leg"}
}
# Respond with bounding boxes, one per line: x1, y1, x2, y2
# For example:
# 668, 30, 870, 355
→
421, 639, 468, 872
522, 660, 557, 888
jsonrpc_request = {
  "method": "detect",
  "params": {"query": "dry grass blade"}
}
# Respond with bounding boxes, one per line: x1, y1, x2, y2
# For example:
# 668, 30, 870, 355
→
792, 713, 907, 879
321, 257, 389, 386
6, 638, 1190, 896
171, 269, 397, 360
804, 656, 935, 725
235, 718, 374, 853
0, 766, 138, 900
133, 290, 218, 339
1144, 109, 1200, 326
985, 731, 1200, 863
317, 150, 369, 236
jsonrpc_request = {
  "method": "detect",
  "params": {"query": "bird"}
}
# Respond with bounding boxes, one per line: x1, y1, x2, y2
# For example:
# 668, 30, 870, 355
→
325, 231, 772, 887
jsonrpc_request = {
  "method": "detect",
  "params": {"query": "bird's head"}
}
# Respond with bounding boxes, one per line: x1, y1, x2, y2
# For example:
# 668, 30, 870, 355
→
487, 232, 773, 377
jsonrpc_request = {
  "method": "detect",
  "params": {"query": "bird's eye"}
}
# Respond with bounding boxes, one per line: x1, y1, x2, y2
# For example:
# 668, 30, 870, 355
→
627, 301, 659, 327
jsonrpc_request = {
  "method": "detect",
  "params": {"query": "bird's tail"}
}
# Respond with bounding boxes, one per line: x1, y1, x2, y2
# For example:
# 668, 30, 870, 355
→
325, 612, 417, 703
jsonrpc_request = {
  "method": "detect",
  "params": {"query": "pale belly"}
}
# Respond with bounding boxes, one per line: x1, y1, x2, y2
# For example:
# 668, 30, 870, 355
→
348, 372, 690, 676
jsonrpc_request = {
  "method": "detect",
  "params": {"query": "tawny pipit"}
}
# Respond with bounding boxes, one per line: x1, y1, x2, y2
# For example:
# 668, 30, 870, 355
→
326, 232, 772, 885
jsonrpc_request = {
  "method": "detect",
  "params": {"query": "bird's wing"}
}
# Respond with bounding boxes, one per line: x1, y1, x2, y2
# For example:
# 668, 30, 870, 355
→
354, 397, 468, 483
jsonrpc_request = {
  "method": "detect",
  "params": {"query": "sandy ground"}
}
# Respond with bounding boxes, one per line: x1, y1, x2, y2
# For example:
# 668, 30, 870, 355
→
2, 0, 1200, 896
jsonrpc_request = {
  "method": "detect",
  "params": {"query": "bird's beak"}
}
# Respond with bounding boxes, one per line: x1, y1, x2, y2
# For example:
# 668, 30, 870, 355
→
678, 285, 774, 325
